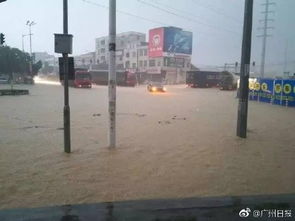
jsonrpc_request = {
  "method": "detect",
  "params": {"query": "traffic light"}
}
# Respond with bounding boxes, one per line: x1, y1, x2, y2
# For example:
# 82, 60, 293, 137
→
0, 33, 5, 45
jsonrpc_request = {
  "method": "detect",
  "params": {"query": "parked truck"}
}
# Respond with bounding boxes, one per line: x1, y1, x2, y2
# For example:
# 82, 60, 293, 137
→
61, 68, 92, 88
90, 70, 136, 87
219, 71, 238, 90
187, 70, 238, 90
186, 71, 221, 88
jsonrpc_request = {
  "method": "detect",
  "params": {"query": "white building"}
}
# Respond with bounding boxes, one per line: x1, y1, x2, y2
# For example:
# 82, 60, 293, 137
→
95, 31, 146, 65
94, 28, 193, 84
74, 52, 95, 67
123, 42, 148, 72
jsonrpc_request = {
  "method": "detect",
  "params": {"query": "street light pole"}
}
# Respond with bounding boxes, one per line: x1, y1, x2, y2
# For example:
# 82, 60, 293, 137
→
108, 0, 116, 148
26, 21, 36, 76
22, 34, 29, 52
237, 0, 254, 138
63, 0, 71, 153
22, 35, 25, 52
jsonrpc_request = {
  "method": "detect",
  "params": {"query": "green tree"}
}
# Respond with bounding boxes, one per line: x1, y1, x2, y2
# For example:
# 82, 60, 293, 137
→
41, 61, 54, 74
0, 46, 42, 76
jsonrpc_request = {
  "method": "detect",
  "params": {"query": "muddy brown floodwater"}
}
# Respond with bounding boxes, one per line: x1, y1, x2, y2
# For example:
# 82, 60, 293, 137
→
0, 82, 295, 210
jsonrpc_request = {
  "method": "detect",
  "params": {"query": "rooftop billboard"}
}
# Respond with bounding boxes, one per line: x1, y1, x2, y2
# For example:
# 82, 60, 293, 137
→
148, 28, 164, 57
149, 27, 193, 57
163, 27, 193, 55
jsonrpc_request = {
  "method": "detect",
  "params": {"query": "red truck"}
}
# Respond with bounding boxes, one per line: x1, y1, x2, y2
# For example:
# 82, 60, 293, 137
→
61, 68, 92, 88
89, 70, 136, 87
72, 69, 92, 88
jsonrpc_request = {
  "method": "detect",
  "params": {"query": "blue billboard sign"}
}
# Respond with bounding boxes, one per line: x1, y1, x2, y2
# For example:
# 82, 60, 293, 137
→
163, 27, 193, 55
249, 78, 295, 107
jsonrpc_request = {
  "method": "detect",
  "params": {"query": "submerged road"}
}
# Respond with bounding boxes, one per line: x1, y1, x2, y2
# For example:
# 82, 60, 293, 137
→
0, 82, 295, 210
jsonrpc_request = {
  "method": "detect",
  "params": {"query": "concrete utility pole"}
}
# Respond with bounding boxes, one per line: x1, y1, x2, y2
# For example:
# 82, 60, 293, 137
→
258, 0, 275, 78
283, 40, 289, 77
63, 0, 71, 153
108, 0, 116, 148
26, 21, 36, 75
22, 34, 29, 52
237, 0, 254, 138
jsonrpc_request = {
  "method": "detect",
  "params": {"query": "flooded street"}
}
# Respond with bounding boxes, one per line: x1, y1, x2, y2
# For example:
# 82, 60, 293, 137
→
1, 83, 295, 210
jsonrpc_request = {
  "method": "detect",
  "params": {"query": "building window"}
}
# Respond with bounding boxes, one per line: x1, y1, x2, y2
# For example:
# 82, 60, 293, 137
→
101, 48, 105, 53
126, 52, 130, 58
125, 61, 130, 68
139, 60, 143, 67
149, 60, 155, 67
144, 49, 147, 56
187, 62, 190, 68
132, 52, 136, 57
144, 60, 147, 67
139, 49, 143, 56
101, 56, 105, 61
132, 63, 136, 68
157, 61, 161, 66
101, 40, 105, 45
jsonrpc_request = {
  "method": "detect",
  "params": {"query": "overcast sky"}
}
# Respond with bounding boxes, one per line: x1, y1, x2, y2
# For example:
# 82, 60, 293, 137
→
0, 0, 294, 76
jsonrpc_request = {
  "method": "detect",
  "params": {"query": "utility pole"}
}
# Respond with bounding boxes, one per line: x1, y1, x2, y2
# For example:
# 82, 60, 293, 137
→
258, 0, 275, 78
108, 0, 116, 148
22, 34, 29, 52
237, 0, 254, 138
63, 0, 71, 153
283, 40, 289, 77
26, 21, 36, 76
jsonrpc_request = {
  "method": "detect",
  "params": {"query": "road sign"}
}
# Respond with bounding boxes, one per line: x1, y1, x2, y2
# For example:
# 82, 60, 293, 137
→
58, 57, 75, 80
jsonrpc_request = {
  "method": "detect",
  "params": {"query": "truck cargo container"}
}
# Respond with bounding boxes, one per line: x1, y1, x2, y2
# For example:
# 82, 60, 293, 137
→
186, 71, 221, 88
90, 70, 136, 87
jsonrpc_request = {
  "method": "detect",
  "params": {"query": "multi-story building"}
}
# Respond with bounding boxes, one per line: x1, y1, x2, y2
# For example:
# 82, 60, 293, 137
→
95, 31, 146, 66
147, 26, 193, 84
123, 42, 148, 71
74, 52, 95, 68
94, 27, 193, 84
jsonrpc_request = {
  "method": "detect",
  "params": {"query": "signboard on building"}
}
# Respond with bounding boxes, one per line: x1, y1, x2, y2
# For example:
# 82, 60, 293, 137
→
163, 27, 192, 55
148, 28, 164, 57
249, 78, 295, 107
164, 57, 185, 68
149, 27, 193, 58
147, 67, 162, 74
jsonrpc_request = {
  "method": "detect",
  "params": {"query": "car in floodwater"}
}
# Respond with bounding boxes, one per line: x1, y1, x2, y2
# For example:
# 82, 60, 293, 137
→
0, 75, 9, 84
147, 82, 167, 92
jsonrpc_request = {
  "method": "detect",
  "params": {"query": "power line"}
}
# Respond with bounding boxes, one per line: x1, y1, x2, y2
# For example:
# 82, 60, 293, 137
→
190, 0, 243, 25
255, 60, 295, 67
80, 0, 241, 46
257, 0, 275, 77
150, 0, 241, 32
80, 0, 242, 59
137, 0, 241, 36
82, 0, 168, 26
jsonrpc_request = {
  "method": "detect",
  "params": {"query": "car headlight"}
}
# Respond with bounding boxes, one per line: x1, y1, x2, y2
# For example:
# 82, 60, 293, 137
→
163, 87, 167, 91
152, 87, 157, 92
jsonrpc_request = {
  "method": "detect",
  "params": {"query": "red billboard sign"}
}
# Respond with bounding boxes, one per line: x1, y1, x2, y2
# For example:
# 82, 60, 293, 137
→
148, 28, 164, 57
